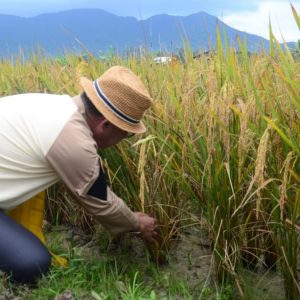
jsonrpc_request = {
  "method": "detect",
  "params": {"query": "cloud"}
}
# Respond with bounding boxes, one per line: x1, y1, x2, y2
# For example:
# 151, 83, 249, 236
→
222, 1, 300, 42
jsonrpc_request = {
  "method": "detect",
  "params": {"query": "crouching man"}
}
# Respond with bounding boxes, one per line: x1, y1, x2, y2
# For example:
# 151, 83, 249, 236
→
0, 66, 157, 284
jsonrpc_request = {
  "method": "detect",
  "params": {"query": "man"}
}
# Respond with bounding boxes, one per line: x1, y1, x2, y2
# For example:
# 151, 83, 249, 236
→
0, 66, 157, 284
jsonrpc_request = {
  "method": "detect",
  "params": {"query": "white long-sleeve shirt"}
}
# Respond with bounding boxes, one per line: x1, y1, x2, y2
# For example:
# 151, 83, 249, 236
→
0, 93, 138, 233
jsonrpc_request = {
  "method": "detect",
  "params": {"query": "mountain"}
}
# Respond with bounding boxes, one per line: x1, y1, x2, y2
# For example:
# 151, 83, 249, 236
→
0, 9, 296, 57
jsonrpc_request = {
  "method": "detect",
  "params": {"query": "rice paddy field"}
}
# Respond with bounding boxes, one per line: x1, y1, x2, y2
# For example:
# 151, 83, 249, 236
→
0, 10, 300, 300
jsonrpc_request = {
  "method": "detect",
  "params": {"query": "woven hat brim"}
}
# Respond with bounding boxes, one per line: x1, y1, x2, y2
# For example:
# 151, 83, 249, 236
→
80, 77, 147, 134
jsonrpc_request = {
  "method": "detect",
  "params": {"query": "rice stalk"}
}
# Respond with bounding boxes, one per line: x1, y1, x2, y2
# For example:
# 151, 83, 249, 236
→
137, 142, 147, 213
254, 125, 271, 219
279, 152, 295, 220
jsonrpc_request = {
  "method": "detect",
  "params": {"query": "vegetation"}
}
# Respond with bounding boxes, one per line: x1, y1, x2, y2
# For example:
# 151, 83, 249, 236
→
0, 4, 299, 299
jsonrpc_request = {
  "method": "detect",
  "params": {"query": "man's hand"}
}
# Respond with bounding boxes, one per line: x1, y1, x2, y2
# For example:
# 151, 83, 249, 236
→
134, 212, 158, 243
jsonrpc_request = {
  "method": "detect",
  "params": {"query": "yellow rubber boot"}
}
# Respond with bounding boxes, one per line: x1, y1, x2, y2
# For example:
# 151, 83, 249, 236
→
7, 192, 68, 267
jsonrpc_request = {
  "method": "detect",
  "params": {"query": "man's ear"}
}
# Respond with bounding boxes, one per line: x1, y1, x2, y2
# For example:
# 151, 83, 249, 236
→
100, 118, 110, 128
97, 118, 110, 131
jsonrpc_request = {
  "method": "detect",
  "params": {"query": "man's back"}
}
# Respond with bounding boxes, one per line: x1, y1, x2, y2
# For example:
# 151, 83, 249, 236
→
0, 93, 77, 209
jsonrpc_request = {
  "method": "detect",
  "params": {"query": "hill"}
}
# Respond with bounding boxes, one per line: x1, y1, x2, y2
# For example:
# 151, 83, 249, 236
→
0, 9, 296, 57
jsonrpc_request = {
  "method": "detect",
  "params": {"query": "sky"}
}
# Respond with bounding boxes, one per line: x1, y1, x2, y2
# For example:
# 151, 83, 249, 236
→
0, 0, 299, 42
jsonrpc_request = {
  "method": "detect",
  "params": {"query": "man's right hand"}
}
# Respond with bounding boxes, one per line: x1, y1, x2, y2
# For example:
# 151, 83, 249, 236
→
134, 212, 158, 243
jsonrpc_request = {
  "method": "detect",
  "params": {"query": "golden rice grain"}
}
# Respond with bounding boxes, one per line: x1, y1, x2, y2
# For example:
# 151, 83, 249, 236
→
254, 125, 271, 219
279, 152, 294, 220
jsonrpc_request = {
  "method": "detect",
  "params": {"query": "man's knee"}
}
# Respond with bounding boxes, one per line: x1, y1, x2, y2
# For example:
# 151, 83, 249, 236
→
12, 247, 51, 284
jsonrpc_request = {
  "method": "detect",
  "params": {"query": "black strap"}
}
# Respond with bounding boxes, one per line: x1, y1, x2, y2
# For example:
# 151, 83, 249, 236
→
87, 166, 108, 200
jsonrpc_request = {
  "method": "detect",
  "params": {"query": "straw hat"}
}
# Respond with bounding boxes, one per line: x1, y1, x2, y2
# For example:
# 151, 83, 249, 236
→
80, 66, 153, 134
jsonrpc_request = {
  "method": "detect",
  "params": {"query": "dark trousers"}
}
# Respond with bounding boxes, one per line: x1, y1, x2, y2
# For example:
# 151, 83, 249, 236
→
0, 211, 51, 284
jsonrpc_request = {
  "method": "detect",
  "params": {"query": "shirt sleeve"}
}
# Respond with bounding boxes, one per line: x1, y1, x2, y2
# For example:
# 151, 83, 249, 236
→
45, 110, 139, 234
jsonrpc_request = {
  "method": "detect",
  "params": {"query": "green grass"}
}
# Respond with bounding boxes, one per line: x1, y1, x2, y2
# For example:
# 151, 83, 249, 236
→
0, 226, 227, 300
0, 226, 285, 300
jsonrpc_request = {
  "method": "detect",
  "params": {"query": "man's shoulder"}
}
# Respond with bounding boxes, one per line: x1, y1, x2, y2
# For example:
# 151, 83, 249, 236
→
46, 107, 100, 189
50, 108, 97, 157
